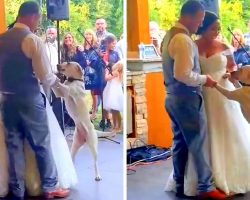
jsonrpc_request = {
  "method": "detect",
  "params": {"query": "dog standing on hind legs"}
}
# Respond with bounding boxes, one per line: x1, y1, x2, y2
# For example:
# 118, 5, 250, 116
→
215, 66, 250, 123
53, 61, 103, 181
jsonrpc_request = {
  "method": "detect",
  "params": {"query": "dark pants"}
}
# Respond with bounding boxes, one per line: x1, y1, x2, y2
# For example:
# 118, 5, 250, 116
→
1, 93, 58, 197
165, 93, 214, 194
51, 91, 65, 132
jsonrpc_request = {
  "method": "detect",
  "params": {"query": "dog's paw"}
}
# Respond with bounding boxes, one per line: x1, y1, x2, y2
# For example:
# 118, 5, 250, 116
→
95, 176, 102, 181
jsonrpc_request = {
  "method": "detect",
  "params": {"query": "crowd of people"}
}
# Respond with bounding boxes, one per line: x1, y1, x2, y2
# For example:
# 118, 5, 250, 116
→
150, 19, 250, 67
44, 18, 124, 133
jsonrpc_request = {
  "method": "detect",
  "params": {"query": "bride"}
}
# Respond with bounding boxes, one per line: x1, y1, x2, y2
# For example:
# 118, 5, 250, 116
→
0, 90, 78, 197
165, 11, 250, 196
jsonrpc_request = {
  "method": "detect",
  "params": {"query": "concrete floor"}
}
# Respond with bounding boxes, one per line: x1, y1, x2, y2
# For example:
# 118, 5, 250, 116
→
127, 158, 250, 200
64, 134, 124, 200
19, 133, 123, 200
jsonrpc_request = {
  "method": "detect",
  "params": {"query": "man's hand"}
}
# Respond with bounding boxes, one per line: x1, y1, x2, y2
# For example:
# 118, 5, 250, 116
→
204, 75, 217, 88
55, 72, 66, 83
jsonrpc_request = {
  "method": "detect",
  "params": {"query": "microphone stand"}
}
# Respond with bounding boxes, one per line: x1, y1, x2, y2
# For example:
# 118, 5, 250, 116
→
77, 28, 112, 74
77, 29, 120, 144
228, 27, 250, 58
53, 20, 65, 134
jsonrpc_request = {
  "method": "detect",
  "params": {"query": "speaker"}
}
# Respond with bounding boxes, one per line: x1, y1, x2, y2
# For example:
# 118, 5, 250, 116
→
47, 0, 69, 21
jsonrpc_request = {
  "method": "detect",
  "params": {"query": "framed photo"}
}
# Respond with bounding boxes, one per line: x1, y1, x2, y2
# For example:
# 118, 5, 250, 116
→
142, 44, 160, 59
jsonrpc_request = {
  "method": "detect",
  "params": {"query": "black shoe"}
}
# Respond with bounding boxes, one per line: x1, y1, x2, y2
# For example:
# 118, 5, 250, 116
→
10, 197, 24, 200
105, 121, 112, 129
99, 119, 105, 129
3, 192, 24, 200
176, 193, 196, 199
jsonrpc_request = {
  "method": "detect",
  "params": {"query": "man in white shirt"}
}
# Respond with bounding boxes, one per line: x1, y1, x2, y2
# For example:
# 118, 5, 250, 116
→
149, 21, 162, 55
0, 1, 69, 199
45, 27, 58, 73
95, 18, 110, 46
44, 27, 58, 99
115, 34, 125, 59
161, 1, 226, 199
44, 27, 65, 131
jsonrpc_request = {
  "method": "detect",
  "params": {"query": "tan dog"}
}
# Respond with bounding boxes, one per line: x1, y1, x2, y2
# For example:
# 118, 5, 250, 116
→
53, 62, 102, 181
215, 66, 250, 123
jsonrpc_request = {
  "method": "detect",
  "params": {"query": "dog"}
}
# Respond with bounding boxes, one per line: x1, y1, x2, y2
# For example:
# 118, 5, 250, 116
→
215, 66, 250, 123
53, 61, 107, 181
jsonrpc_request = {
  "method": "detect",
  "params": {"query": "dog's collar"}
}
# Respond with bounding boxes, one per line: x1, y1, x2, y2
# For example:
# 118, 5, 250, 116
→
241, 83, 250, 87
67, 77, 84, 82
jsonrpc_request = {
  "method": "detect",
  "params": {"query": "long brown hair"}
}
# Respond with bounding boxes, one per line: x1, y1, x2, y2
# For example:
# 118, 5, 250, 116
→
62, 32, 77, 62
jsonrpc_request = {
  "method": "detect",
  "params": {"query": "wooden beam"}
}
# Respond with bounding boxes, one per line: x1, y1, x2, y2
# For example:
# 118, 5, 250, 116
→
0, 0, 6, 33
127, 0, 150, 57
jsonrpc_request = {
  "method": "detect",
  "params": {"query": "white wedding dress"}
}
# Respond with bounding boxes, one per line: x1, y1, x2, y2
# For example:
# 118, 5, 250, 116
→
0, 92, 78, 197
103, 78, 123, 112
165, 50, 250, 195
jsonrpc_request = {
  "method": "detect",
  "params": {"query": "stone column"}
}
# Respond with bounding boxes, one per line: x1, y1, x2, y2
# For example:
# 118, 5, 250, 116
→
127, 71, 148, 143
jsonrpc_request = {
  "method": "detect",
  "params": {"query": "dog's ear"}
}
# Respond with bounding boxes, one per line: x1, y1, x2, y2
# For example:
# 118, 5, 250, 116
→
57, 64, 62, 71
245, 69, 250, 84
237, 66, 250, 84
75, 63, 84, 77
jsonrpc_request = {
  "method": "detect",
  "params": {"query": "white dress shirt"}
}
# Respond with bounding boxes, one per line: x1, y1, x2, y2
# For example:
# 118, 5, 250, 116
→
45, 41, 59, 73
167, 22, 207, 86
14, 23, 58, 88
115, 38, 125, 59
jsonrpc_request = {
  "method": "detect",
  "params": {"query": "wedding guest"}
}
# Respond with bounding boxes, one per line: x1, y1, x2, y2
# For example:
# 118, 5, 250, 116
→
82, 29, 100, 120
100, 34, 120, 130
61, 32, 87, 68
231, 29, 250, 67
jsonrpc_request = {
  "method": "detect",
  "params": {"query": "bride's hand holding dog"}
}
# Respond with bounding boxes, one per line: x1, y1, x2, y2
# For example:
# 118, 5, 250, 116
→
222, 72, 231, 79
222, 71, 239, 84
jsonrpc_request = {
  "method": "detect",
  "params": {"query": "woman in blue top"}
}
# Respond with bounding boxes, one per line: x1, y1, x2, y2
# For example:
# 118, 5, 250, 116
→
61, 32, 87, 68
231, 29, 250, 67
82, 29, 101, 120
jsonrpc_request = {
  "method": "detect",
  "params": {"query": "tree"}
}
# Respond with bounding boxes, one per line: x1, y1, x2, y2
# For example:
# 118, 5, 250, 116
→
149, 0, 181, 31
219, 0, 247, 42
5, 0, 123, 43
148, 0, 250, 43
71, 0, 123, 38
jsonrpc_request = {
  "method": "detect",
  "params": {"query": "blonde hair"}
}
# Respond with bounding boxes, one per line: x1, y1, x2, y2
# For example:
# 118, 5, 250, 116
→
83, 29, 98, 49
231, 29, 245, 47
112, 60, 124, 82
